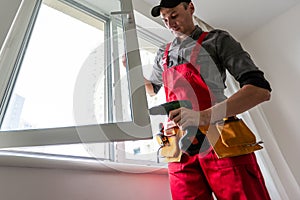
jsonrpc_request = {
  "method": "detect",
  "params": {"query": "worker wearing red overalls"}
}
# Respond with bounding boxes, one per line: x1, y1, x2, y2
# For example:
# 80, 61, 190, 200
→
146, 0, 272, 199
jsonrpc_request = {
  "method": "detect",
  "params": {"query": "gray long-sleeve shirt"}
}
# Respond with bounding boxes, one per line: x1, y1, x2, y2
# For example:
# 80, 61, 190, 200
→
149, 26, 271, 103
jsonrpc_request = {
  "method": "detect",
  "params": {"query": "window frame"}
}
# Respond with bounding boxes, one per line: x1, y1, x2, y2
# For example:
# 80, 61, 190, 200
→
0, 0, 152, 148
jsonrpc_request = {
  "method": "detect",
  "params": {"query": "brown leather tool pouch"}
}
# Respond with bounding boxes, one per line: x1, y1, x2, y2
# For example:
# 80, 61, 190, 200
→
158, 126, 184, 162
205, 116, 263, 158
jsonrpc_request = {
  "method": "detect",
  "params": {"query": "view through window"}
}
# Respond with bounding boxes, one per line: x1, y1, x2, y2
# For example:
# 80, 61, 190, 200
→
0, 0, 167, 165
1, 1, 106, 130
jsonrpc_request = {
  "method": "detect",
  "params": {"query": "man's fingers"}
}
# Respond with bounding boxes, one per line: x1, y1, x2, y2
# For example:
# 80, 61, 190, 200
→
169, 108, 199, 129
172, 114, 181, 124
169, 108, 180, 120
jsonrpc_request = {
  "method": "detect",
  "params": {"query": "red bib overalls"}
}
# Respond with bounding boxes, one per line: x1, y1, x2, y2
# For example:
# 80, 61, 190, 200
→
162, 32, 271, 200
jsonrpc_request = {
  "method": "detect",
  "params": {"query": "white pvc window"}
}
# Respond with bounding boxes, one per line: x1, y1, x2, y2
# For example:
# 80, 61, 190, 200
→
0, 0, 152, 148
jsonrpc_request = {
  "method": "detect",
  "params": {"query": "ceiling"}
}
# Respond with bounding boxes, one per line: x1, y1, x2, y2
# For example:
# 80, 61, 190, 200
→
143, 0, 300, 40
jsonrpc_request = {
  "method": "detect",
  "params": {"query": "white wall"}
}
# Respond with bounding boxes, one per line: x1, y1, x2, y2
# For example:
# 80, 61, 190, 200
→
0, 165, 170, 200
242, 3, 300, 199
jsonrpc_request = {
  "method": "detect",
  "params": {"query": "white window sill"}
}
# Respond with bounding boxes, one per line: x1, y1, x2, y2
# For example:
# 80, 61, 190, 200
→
0, 151, 168, 175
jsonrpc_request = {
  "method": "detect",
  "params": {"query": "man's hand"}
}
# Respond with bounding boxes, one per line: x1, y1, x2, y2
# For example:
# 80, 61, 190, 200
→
144, 78, 156, 96
168, 84, 271, 130
169, 107, 201, 130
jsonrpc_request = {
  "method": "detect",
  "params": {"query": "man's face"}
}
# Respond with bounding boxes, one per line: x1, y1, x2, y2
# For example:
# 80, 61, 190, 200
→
160, 3, 195, 38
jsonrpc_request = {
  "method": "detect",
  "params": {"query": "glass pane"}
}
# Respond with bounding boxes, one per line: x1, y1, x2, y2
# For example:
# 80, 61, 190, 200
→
120, 29, 167, 164
1, 0, 127, 130
111, 25, 132, 123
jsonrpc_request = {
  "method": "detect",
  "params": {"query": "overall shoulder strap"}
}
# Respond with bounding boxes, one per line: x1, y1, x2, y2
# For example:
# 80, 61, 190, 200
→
190, 32, 208, 65
162, 43, 171, 71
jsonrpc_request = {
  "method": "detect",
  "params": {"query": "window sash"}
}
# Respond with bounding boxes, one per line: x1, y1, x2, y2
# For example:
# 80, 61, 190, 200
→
0, 0, 152, 148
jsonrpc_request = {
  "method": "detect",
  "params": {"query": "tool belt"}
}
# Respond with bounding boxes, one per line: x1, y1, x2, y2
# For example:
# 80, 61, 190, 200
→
203, 116, 263, 159
156, 116, 263, 162
156, 122, 183, 162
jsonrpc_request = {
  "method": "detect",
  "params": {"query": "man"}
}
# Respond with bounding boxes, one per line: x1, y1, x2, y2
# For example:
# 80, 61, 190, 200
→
147, 0, 272, 199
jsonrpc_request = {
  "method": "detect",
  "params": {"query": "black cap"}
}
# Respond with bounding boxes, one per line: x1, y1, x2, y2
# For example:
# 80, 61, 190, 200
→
151, 0, 191, 17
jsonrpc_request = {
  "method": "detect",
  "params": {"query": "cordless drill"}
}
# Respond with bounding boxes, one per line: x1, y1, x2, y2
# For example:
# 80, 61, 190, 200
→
149, 100, 209, 155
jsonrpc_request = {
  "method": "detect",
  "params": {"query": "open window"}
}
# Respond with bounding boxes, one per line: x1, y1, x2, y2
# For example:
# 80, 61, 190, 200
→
0, 0, 152, 149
